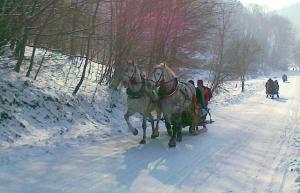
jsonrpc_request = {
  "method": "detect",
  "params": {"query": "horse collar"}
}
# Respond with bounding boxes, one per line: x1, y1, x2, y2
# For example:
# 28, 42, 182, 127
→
167, 78, 178, 98
158, 78, 178, 99
130, 78, 138, 84
127, 74, 145, 99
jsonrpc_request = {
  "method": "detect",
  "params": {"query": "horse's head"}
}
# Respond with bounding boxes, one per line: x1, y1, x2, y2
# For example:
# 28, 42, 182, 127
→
151, 63, 166, 86
125, 60, 137, 82
123, 60, 143, 89
151, 62, 176, 87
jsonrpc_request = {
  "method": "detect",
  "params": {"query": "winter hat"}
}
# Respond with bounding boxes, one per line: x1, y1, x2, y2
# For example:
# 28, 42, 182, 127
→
188, 80, 194, 85
197, 80, 203, 86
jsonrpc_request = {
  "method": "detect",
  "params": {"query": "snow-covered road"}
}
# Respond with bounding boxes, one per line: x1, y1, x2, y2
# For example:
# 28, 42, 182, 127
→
1, 76, 300, 193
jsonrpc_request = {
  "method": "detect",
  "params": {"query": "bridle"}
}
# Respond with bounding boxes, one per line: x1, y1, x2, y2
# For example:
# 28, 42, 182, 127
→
152, 67, 165, 86
152, 67, 178, 87
128, 64, 137, 84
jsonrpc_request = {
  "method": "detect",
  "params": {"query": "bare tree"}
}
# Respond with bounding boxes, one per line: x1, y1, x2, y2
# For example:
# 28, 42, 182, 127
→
226, 36, 260, 92
209, 1, 238, 93
73, 1, 101, 95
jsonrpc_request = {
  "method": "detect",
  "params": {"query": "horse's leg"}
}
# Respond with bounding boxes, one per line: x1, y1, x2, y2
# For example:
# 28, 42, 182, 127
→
189, 125, 196, 134
176, 120, 183, 142
156, 111, 162, 131
189, 113, 197, 135
156, 110, 162, 130
124, 111, 138, 136
151, 111, 161, 138
140, 117, 147, 144
168, 123, 177, 148
149, 113, 159, 139
167, 115, 176, 147
165, 116, 172, 136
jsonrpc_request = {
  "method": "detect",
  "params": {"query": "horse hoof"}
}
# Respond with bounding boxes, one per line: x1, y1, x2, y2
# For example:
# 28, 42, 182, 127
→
189, 129, 196, 135
189, 126, 196, 134
168, 140, 176, 148
139, 139, 146, 144
151, 132, 159, 139
133, 129, 138, 136
176, 136, 182, 142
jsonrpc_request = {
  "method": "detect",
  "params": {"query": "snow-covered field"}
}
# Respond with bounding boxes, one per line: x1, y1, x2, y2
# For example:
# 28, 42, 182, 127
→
1, 48, 300, 193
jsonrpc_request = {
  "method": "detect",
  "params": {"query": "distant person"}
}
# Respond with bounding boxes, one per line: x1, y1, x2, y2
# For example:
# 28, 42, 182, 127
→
274, 80, 279, 98
265, 78, 276, 99
282, 74, 287, 82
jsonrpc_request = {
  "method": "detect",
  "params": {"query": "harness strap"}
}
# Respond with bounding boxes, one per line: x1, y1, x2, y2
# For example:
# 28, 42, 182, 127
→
158, 78, 178, 99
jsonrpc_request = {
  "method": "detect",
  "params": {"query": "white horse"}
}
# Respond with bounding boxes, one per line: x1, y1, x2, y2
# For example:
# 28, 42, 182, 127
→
123, 61, 161, 144
151, 63, 199, 147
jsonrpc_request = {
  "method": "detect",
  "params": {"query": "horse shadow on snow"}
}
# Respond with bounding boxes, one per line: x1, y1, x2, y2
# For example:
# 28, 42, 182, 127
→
114, 129, 221, 189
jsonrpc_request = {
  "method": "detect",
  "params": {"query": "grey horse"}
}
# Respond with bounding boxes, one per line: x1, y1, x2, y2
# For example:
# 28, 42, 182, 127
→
150, 62, 198, 147
123, 61, 161, 144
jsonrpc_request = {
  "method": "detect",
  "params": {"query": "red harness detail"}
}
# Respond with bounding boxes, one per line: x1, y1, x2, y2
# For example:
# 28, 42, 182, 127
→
130, 79, 138, 85
159, 79, 165, 86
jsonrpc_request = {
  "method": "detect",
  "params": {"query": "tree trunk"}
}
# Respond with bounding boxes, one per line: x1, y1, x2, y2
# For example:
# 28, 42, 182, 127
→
34, 50, 47, 80
26, 7, 54, 77
241, 76, 245, 92
14, 27, 28, 72
26, 46, 36, 77
73, 2, 100, 95
69, 0, 79, 56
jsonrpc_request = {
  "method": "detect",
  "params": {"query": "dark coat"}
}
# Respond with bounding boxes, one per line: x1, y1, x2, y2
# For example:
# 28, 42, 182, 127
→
196, 87, 205, 109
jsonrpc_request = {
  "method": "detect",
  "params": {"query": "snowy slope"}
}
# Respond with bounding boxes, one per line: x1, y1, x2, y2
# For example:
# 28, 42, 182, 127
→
0, 47, 268, 148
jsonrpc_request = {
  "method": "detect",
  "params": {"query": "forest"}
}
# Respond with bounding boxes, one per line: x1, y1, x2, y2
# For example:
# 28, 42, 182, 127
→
0, 0, 299, 94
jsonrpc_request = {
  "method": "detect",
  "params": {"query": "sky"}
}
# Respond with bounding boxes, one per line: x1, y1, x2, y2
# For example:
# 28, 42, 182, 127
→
239, 0, 300, 10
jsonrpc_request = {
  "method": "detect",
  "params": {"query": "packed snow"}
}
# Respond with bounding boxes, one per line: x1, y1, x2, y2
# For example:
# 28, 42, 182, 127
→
1, 48, 300, 193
